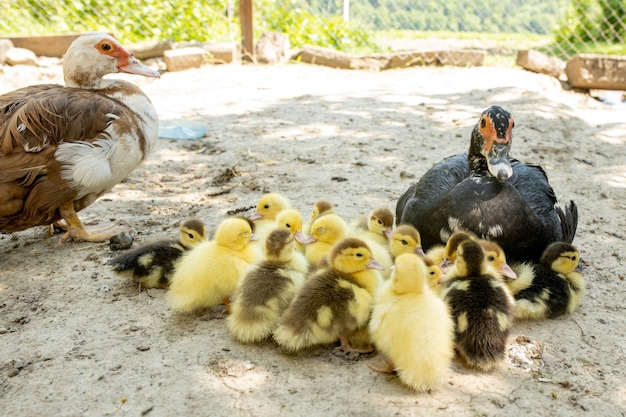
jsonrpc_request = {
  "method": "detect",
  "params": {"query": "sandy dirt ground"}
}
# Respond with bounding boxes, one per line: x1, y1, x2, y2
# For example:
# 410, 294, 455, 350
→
0, 60, 625, 417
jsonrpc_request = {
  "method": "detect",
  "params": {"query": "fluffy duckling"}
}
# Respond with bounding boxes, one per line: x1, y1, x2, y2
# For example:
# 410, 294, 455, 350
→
511, 242, 584, 320
249, 192, 292, 241
273, 237, 384, 353
302, 213, 351, 267
354, 207, 394, 247
389, 224, 425, 259
368, 253, 454, 392
228, 229, 308, 343
433, 231, 517, 281
275, 208, 307, 252
303, 200, 334, 235
440, 239, 515, 371
108, 218, 207, 289
167, 217, 261, 313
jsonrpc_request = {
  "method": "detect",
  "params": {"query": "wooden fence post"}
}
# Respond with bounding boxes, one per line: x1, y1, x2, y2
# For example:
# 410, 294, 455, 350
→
239, 0, 254, 62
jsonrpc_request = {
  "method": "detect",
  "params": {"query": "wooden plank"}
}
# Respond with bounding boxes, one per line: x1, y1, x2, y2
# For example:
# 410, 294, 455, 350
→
239, 0, 254, 62
8, 34, 82, 57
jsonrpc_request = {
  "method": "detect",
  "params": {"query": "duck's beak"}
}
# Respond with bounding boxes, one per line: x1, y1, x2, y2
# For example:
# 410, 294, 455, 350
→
119, 55, 161, 78
298, 234, 317, 245
499, 262, 517, 279
248, 212, 263, 221
439, 258, 453, 274
293, 231, 308, 244
414, 246, 425, 257
384, 228, 394, 240
487, 142, 512, 182
366, 257, 385, 271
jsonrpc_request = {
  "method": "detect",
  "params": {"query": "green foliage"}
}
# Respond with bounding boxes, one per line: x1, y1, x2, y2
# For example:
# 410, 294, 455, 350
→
0, 0, 233, 43
254, 0, 379, 52
554, 0, 625, 46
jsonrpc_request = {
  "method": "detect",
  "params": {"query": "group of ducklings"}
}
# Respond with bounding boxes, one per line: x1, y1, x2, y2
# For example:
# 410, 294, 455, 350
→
108, 192, 585, 393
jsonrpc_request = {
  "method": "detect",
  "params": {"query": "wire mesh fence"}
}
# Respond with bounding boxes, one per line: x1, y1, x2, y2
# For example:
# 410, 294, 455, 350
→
0, 0, 624, 63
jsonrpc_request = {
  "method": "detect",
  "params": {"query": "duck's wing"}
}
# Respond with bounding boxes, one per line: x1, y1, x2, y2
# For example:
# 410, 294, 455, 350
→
396, 152, 469, 228
1, 86, 121, 158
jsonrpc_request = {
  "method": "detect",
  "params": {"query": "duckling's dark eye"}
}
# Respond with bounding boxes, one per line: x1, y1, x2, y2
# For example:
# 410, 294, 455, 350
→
429, 270, 435, 276
187, 233, 194, 239
100, 42, 112, 51
487, 255, 495, 262
285, 223, 291, 228
401, 239, 408, 246
356, 252, 364, 258
377, 219, 383, 225
263, 204, 270, 209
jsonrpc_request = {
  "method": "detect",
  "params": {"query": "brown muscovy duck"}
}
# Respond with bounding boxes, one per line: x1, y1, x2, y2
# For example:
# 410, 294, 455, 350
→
395, 106, 577, 263
0, 32, 160, 242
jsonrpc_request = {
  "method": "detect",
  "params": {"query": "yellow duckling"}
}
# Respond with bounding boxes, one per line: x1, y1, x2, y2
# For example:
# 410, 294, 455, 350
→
354, 207, 395, 248
369, 253, 454, 392
249, 192, 292, 242
510, 242, 584, 320
302, 213, 351, 267
303, 200, 334, 235
389, 224, 425, 259
273, 237, 384, 353
167, 217, 261, 313
440, 239, 515, 371
108, 218, 207, 289
274, 208, 307, 253
228, 229, 308, 343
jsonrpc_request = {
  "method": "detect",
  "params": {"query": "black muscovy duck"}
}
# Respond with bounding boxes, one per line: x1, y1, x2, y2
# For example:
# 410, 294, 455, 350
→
395, 105, 577, 263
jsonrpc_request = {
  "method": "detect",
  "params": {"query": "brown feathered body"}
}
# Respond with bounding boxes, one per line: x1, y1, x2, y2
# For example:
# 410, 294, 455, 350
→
0, 32, 159, 239
228, 230, 308, 343
273, 238, 383, 352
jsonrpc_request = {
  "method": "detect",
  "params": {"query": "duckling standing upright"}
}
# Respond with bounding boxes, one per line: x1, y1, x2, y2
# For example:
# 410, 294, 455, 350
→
228, 229, 308, 343
368, 253, 454, 392
440, 239, 515, 371
167, 217, 261, 313
0, 32, 160, 242
108, 217, 207, 289
510, 242, 584, 320
273, 238, 384, 353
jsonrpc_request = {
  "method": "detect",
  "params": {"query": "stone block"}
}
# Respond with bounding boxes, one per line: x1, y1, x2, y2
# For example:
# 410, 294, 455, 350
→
5, 47, 39, 66
565, 54, 626, 90
0, 38, 14, 64
256, 32, 290, 64
516, 50, 564, 78
163, 47, 206, 72
202, 42, 237, 64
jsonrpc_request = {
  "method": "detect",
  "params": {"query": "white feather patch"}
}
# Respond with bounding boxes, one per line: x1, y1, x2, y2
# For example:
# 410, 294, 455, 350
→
55, 139, 117, 193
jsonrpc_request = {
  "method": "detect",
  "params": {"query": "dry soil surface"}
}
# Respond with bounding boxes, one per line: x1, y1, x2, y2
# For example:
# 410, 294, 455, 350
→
0, 61, 625, 417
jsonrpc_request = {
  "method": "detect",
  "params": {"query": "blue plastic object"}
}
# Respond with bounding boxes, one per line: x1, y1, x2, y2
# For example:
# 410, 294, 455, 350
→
158, 119, 207, 140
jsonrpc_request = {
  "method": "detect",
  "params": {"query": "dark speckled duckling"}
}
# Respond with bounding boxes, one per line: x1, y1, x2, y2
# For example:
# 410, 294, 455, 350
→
228, 229, 308, 343
108, 218, 207, 289
440, 239, 515, 371
508, 242, 584, 320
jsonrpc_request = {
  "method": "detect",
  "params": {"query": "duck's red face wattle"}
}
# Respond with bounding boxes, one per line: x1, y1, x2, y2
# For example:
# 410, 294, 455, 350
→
480, 110, 514, 182
94, 38, 160, 78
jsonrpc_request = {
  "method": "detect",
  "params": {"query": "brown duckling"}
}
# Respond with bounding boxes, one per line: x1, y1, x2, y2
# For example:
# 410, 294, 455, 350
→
228, 229, 308, 343
440, 239, 515, 371
273, 237, 384, 353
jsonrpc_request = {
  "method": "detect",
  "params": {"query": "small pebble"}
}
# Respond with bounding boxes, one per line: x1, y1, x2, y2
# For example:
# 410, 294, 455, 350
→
109, 232, 134, 251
